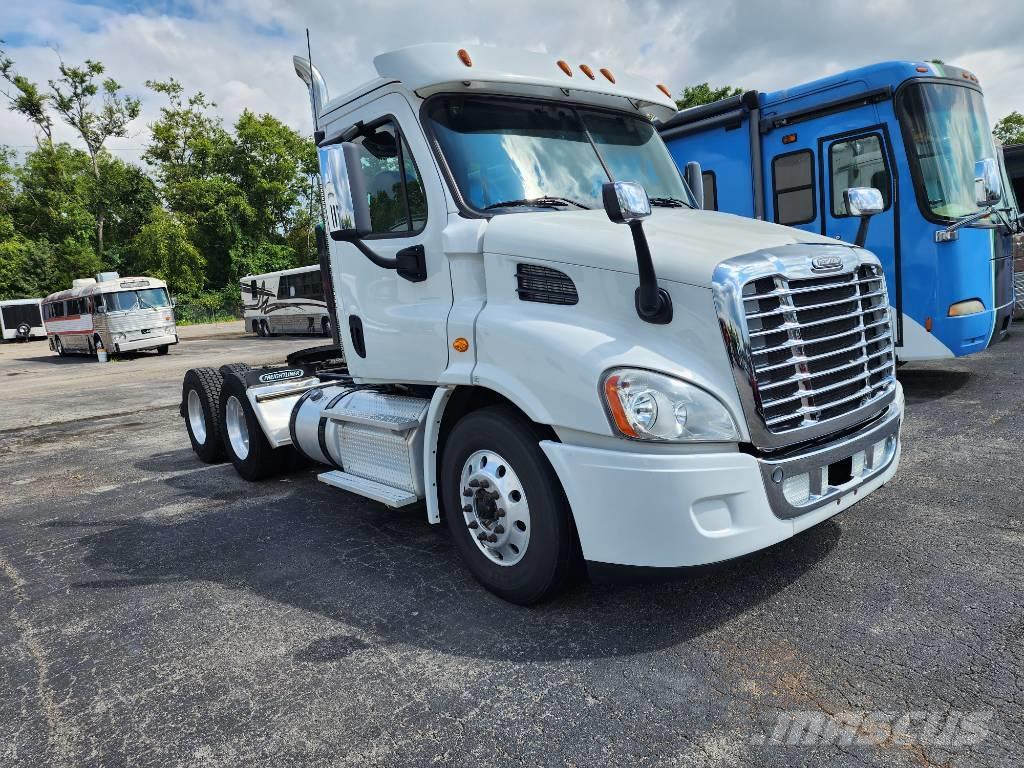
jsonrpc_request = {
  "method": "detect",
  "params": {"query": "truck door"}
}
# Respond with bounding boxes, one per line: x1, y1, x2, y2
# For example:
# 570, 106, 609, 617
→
818, 129, 900, 335
327, 94, 452, 383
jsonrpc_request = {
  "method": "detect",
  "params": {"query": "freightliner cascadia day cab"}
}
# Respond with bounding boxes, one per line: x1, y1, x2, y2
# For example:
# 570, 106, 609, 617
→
179, 45, 904, 604
0, 298, 45, 342
43, 273, 178, 357
659, 61, 1024, 362
241, 265, 332, 338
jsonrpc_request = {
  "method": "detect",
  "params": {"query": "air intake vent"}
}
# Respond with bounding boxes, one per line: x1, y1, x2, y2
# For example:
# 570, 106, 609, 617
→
515, 264, 578, 305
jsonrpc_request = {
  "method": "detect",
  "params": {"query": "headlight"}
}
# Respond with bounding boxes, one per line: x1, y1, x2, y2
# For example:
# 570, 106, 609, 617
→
601, 368, 740, 442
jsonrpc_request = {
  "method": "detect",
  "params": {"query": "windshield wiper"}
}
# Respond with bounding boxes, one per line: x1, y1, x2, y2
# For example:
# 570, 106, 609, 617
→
483, 196, 591, 211
648, 196, 692, 209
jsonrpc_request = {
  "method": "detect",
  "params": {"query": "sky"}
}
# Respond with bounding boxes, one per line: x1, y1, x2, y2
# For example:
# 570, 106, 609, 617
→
2, 0, 1023, 163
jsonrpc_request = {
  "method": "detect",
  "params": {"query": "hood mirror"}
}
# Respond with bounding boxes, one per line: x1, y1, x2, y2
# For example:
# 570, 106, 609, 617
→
602, 181, 672, 325
975, 157, 1002, 207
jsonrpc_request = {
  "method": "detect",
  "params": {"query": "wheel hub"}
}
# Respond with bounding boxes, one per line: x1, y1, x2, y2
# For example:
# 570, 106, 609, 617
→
460, 450, 530, 567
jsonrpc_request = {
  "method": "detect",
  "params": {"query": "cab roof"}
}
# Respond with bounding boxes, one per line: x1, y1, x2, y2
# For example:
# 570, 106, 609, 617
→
319, 43, 677, 122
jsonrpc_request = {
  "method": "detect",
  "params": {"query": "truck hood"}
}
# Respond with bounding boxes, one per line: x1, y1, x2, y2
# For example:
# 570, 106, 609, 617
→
483, 208, 848, 288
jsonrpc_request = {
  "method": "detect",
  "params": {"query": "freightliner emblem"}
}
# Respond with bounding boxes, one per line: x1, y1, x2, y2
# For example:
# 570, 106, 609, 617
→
259, 368, 305, 383
810, 255, 843, 272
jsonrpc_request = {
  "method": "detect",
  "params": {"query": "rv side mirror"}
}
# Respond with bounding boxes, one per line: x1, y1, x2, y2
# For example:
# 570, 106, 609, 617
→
602, 181, 671, 324
975, 157, 1002, 207
319, 143, 371, 242
684, 161, 704, 210
843, 187, 884, 247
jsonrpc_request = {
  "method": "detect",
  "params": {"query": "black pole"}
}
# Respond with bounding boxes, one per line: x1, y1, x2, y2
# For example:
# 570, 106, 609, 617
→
628, 221, 672, 324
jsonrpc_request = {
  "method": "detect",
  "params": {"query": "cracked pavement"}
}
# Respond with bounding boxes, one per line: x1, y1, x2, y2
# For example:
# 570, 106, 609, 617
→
0, 331, 1021, 767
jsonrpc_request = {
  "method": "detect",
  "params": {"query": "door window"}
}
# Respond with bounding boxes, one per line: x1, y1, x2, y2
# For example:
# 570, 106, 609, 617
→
350, 121, 427, 235
830, 134, 892, 216
772, 150, 816, 225
701, 171, 718, 211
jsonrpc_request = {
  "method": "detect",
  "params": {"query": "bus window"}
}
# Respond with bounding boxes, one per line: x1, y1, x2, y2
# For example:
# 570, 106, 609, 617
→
830, 134, 891, 215
772, 150, 816, 225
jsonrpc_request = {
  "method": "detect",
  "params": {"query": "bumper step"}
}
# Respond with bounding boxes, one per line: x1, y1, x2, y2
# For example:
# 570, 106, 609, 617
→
317, 470, 418, 507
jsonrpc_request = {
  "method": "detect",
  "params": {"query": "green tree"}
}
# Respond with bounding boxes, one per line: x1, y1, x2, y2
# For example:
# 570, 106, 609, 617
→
994, 111, 1024, 146
0, 43, 54, 146
128, 206, 205, 295
676, 82, 744, 110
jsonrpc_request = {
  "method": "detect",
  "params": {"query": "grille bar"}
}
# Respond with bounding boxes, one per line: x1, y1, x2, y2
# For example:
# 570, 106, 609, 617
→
740, 263, 896, 437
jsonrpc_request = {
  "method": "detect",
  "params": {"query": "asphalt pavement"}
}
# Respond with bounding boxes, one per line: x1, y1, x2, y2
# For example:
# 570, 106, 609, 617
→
0, 328, 1021, 767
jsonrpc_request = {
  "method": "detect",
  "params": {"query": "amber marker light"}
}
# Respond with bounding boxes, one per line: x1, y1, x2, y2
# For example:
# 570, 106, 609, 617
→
557, 59, 573, 77
782, 133, 798, 144
580, 64, 595, 80
924, 316, 933, 332
452, 337, 470, 353
603, 374, 639, 438
457, 48, 473, 67
656, 83, 672, 98
600, 67, 616, 83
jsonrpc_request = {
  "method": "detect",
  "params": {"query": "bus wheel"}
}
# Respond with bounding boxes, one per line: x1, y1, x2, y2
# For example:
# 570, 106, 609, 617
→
54, 337, 64, 357
182, 367, 226, 463
321, 318, 331, 337
263, 320, 276, 337
158, 345, 169, 355
254, 320, 265, 337
219, 372, 288, 481
441, 405, 579, 605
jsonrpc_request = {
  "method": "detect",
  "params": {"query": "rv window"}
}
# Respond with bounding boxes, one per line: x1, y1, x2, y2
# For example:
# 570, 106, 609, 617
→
250, 280, 257, 296
350, 121, 427, 235
277, 276, 291, 300
772, 150, 815, 225
701, 171, 718, 211
830, 135, 891, 216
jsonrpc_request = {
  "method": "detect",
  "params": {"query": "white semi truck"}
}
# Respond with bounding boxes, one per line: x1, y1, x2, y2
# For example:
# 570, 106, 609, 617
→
180, 44, 904, 604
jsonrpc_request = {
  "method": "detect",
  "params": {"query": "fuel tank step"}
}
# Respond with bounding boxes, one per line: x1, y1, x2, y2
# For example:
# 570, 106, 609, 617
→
317, 470, 418, 508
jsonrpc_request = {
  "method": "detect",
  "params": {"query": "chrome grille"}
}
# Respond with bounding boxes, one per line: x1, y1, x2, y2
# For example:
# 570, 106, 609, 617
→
741, 263, 896, 435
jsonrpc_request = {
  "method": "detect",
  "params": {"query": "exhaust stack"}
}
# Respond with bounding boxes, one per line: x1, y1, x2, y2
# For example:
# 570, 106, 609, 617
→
293, 56, 329, 128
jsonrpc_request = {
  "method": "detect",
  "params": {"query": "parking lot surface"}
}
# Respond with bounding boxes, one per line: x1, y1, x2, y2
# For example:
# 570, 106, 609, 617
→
0, 330, 1021, 767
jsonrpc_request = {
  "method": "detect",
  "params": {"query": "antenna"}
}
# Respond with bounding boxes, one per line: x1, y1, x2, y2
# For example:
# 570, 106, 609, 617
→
306, 28, 318, 131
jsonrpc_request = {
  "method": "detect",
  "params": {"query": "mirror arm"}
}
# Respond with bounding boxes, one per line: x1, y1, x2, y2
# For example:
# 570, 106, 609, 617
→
854, 214, 873, 247
347, 237, 398, 270
629, 221, 673, 324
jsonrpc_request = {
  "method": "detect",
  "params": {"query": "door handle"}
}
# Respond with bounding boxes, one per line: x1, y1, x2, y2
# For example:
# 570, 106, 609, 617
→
396, 245, 427, 283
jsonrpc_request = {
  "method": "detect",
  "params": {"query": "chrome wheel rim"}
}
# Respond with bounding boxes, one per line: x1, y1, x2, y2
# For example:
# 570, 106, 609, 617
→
187, 389, 207, 444
225, 396, 250, 459
460, 450, 530, 567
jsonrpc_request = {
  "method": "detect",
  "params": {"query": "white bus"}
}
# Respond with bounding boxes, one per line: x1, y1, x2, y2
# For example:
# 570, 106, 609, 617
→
241, 266, 331, 337
43, 273, 178, 357
0, 299, 45, 341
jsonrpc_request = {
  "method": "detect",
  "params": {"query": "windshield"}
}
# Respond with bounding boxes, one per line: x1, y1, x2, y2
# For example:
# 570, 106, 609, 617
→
105, 288, 171, 312
898, 82, 1000, 221
425, 96, 695, 211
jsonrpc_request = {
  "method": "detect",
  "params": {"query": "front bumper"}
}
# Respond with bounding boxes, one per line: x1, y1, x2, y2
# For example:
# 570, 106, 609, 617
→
114, 333, 178, 353
541, 388, 903, 569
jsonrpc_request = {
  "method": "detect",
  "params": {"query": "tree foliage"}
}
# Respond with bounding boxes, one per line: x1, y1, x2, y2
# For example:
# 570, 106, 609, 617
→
0, 52, 318, 308
675, 82, 744, 110
994, 111, 1024, 147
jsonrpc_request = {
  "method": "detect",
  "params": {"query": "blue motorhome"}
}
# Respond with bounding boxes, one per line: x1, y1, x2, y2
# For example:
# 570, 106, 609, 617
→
659, 61, 1021, 361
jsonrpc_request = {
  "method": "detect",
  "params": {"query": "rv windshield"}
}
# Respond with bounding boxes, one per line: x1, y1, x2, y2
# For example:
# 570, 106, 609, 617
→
897, 82, 1001, 221
425, 96, 694, 212
105, 288, 171, 312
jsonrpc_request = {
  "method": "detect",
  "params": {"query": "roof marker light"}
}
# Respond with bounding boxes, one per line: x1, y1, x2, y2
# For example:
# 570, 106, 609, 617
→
580, 64, 596, 80
557, 59, 573, 77
600, 67, 616, 84
457, 48, 473, 67
656, 83, 672, 98
916, 66, 929, 73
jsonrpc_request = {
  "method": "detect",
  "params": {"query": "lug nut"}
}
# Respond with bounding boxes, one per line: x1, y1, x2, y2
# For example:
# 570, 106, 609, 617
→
488, 534, 498, 543
463, 504, 472, 513
468, 521, 479, 529
469, 479, 480, 488
463, 488, 473, 497
477, 532, 487, 541
494, 525, 505, 535
479, 479, 490, 489
497, 508, 505, 518
489, 490, 501, 500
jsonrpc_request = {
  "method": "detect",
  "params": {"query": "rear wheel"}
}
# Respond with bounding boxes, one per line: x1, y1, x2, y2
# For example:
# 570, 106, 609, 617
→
157, 345, 169, 355
219, 372, 289, 481
255, 320, 265, 337
263, 320, 276, 337
182, 367, 226, 463
53, 337, 64, 357
442, 405, 578, 605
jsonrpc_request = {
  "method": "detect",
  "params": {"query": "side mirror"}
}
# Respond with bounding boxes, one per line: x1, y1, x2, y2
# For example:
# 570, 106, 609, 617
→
318, 143, 371, 241
602, 181, 671, 324
844, 187, 884, 247
975, 157, 1002, 207
684, 161, 704, 210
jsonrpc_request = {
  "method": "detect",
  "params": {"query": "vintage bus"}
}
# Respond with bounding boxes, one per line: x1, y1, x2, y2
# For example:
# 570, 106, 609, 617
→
0, 299, 45, 341
661, 61, 1022, 361
43, 273, 178, 357
241, 265, 331, 337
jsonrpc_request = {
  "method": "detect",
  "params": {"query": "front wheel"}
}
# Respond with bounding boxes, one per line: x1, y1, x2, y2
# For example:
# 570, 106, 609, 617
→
442, 406, 579, 605
53, 337, 64, 357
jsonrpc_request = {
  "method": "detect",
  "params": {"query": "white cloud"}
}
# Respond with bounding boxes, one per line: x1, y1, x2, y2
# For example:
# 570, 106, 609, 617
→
2, 0, 1022, 166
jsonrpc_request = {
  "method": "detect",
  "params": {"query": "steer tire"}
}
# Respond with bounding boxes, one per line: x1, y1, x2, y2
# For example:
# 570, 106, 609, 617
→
219, 371, 289, 481
442, 405, 579, 605
182, 367, 226, 463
